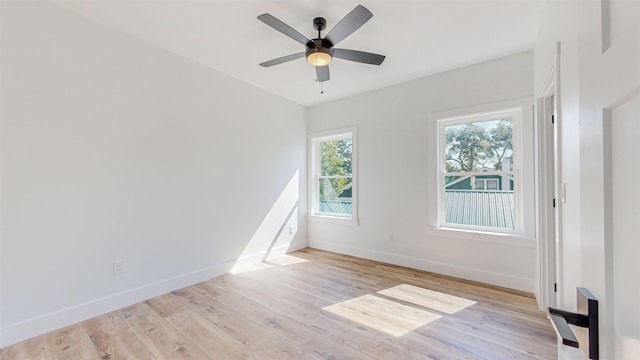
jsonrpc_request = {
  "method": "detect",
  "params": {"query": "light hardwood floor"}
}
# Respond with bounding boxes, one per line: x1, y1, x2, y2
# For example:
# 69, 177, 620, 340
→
0, 248, 557, 359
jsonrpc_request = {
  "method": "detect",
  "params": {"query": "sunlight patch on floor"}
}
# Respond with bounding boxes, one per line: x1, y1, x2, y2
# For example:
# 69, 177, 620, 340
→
265, 254, 309, 266
231, 254, 308, 274
229, 262, 275, 274
377, 284, 476, 314
323, 294, 441, 337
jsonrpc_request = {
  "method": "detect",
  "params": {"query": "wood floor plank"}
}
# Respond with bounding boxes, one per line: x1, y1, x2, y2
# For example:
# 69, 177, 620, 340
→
170, 287, 318, 360
165, 309, 265, 360
413, 321, 545, 360
82, 311, 157, 360
0, 336, 47, 360
117, 302, 211, 360
378, 283, 477, 314
433, 314, 557, 359
1, 248, 557, 360
145, 292, 191, 318
43, 324, 101, 360
323, 294, 441, 337
244, 306, 379, 360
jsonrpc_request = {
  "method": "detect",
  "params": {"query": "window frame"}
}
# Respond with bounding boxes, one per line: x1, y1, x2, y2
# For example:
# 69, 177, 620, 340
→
437, 107, 523, 234
308, 127, 358, 224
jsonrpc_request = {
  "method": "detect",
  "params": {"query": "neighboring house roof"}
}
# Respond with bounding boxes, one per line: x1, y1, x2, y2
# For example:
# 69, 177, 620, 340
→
320, 201, 352, 215
445, 190, 515, 229
339, 182, 352, 198
446, 175, 471, 187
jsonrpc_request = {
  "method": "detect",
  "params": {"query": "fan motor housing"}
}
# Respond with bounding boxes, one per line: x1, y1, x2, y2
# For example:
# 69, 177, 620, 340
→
306, 38, 333, 57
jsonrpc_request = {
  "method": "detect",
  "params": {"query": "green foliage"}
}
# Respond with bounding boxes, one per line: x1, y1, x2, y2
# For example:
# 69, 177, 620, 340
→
445, 119, 512, 172
488, 120, 513, 170
320, 139, 352, 200
445, 123, 489, 172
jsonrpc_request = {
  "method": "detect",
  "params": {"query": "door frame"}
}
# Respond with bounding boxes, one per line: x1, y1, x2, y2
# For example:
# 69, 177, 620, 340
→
535, 43, 562, 311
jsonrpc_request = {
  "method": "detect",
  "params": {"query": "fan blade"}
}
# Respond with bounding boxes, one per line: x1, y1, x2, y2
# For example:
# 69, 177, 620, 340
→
316, 65, 330, 82
325, 5, 373, 46
333, 49, 385, 65
259, 52, 305, 67
258, 14, 310, 45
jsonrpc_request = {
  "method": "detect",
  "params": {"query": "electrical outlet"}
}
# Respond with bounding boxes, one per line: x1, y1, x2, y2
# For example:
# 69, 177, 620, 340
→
114, 259, 126, 275
288, 225, 295, 234
387, 232, 395, 243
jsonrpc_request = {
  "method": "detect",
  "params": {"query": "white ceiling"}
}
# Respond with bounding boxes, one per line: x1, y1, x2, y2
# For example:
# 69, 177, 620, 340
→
50, 0, 545, 106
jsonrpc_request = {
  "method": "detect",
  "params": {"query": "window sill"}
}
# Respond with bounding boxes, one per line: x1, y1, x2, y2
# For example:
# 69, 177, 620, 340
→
430, 226, 535, 248
307, 214, 359, 226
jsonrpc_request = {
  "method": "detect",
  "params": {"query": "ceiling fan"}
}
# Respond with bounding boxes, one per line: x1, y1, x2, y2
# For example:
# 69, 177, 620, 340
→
257, 5, 385, 82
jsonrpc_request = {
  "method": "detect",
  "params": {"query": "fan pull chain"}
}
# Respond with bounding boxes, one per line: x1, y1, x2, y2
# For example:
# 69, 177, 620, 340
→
315, 76, 324, 94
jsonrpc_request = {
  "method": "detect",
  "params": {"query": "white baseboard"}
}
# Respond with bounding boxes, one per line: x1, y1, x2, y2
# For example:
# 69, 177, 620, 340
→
233, 250, 269, 268
0, 260, 234, 348
0, 238, 310, 348
308, 240, 533, 292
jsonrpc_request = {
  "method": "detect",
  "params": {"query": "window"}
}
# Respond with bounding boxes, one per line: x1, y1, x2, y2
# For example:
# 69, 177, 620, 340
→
474, 178, 499, 190
438, 108, 521, 232
309, 127, 357, 221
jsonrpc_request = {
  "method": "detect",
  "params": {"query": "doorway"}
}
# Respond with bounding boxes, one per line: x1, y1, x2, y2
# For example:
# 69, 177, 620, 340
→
536, 59, 561, 311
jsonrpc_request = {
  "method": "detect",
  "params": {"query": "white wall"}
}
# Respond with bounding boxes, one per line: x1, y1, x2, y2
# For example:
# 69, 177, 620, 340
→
0, 1, 307, 346
307, 52, 537, 292
534, 0, 640, 358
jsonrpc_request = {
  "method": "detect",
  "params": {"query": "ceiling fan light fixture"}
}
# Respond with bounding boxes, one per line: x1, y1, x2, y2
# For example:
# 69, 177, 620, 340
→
258, 5, 384, 81
306, 47, 332, 66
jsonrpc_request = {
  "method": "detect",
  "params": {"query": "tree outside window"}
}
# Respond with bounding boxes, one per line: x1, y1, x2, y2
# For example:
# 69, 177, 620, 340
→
444, 119, 513, 173
320, 138, 352, 204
